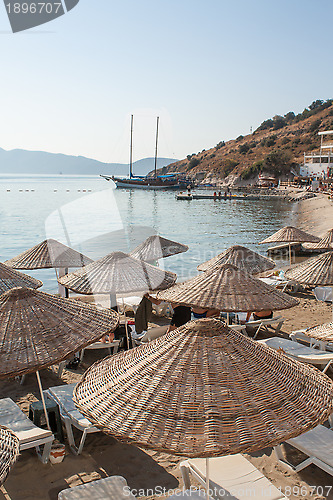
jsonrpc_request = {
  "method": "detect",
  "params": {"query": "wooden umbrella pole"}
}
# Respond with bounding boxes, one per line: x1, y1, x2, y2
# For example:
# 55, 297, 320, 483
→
289, 243, 292, 266
36, 371, 51, 431
206, 457, 210, 500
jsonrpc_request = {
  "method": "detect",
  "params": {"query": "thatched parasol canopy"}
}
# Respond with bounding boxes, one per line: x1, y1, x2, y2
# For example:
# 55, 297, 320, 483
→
285, 251, 333, 285
197, 245, 275, 274
0, 426, 19, 485
58, 251, 177, 295
130, 235, 188, 261
73, 318, 333, 458
0, 287, 119, 379
302, 229, 333, 251
5, 239, 93, 270
157, 264, 298, 312
0, 262, 42, 295
259, 226, 320, 245
303, 322, 333, 344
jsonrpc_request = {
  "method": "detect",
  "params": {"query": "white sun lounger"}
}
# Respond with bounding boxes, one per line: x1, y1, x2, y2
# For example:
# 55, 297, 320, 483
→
47, 383, 99, 455
274, 425, 333, 476
58, 475, 210, 500
290, 330, 333, 352
180, 454, 288, 499
58, 475, 136, 499
232, 316, 285, 339
259, 337, 333, 373
79, 340, 120, 361
0, 398, 54, 464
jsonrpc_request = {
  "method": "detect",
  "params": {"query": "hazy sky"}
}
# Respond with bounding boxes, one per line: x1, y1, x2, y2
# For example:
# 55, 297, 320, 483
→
1, 0, 332, 164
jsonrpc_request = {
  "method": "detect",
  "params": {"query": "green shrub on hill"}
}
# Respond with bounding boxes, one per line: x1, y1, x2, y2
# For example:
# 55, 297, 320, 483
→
187, 157, 200, 170
263, 150, 294, 176
222, 159, 239, 178
240, 161, 263, 180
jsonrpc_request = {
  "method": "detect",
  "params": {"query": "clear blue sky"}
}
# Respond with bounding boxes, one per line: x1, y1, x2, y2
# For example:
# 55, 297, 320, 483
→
0, 0, 332, 163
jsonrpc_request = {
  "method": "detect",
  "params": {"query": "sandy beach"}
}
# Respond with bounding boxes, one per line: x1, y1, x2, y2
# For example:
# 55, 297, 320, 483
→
1, 193, 333, 500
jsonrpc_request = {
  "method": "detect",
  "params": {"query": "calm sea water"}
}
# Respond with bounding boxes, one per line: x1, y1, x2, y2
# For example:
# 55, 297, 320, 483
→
0, 175, 295, 292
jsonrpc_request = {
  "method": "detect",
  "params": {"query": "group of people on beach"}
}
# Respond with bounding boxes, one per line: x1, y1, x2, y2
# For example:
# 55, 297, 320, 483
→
143, 293, 272, 333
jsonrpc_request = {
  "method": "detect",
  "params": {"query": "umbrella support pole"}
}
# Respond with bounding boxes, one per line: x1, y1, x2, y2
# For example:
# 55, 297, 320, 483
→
227, 312, 230, 325
206, 457, 210, 500
122, 298, 131, 350
289, 243, 292, 266
36, 371, 51, 431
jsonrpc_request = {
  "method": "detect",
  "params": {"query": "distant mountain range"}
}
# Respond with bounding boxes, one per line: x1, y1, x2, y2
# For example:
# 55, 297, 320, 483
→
0, 147, 177, 176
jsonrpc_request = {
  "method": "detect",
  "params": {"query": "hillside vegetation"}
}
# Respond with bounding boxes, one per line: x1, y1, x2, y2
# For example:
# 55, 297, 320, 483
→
161, 99, 333, 184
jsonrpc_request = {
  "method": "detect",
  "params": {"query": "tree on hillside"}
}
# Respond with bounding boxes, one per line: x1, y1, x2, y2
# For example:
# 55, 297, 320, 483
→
273, 115, 286, 130
263, 150, 294, 176
309, 100, 324, 111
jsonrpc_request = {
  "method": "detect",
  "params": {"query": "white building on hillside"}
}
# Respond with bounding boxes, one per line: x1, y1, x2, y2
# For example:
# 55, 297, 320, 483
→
300, 130, 333, 179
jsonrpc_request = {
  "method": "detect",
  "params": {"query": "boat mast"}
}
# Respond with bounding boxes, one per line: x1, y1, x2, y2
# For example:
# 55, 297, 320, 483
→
129, 114, 134, 178
154, 116, 159, 179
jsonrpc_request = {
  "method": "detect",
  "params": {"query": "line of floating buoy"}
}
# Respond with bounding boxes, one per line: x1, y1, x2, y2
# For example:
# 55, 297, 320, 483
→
5, 188, 93, 192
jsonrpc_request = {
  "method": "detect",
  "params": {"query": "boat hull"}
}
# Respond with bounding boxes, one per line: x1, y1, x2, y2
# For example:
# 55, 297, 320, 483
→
112, 177, 187, 190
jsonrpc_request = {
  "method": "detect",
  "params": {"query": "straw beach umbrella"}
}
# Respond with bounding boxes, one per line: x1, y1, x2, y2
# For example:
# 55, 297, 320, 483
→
197, 245, 275, 274
285, 251, 333, 318
0, 426, 19, 486
157, 264, 298, 313
130, 235, 188, 262
5, 238, 93, 297
285, 251, 333, 286
59, 252, 176, 347
0, 262, 42, 295
302, 322, 333, 345
58, 251, 176, 295
259, 226, 320, 265
5, 239, 93, 270
73, 319, 333, 499
0, 287, 118, 429
302, 228, 333, 252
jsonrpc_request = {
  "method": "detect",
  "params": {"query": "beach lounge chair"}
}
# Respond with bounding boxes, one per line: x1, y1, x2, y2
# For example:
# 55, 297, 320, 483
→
274, 424, 333, 476
0, 398, 54, 464
290, 329, 333, 352
259, 337, 333, 373
289, 330, 328, 350
58, 475, 210, 499
180, 454, 288, 499
79, 339, 120, 362
46, 383, 99, 455
259, 276, 300, 294
243, 315, 285, 339
58, 475, 136, 499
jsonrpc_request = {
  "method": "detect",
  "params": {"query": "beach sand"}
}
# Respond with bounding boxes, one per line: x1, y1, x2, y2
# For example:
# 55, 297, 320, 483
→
1, 193, 333, 500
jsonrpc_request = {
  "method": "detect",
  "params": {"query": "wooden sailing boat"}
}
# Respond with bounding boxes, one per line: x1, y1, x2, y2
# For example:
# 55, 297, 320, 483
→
102, 115, 188, 190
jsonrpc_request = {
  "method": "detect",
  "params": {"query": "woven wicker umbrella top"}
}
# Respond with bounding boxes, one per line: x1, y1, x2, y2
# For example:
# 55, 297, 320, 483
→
285, 251, 333, 285
197, 245, 275, 274
0, 262, 42, 295
73, 318, 333, 458
0, 287, 119, 379
302, 229, 333, 251
58, 251, 177, 295
303, 322, 333, 343
5, 239, 93, 270
157, 264, 298, 312
0, 426, 19, 486
259, 226, 320, 245
130, 235, 189, 261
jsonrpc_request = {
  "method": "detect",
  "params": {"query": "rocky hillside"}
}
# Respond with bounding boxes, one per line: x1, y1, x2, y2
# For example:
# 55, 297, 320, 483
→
160, 99, 333, 185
